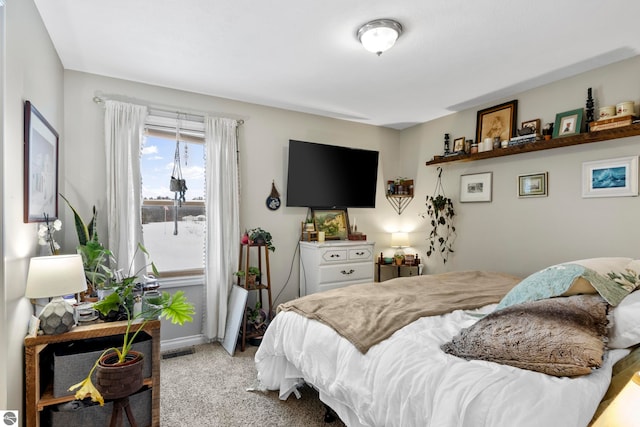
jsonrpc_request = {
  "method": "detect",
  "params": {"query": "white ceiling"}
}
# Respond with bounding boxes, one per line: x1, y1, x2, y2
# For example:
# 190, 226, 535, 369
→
34, 0, 640, 130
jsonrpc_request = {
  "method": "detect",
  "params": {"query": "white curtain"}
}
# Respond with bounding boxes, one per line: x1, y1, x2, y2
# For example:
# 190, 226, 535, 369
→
104, 100, 148, 276
204, 117, 240, 340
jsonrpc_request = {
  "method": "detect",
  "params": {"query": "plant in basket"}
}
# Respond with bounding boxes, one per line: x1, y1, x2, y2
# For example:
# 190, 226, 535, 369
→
235, 266, 261, 287
69, 243, 195, 405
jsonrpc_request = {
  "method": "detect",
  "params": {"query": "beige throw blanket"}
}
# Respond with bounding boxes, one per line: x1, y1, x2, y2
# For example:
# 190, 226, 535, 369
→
278, 271, 522, 353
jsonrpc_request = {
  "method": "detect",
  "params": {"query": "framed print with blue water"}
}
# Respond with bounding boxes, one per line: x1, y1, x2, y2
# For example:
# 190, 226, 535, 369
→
582, 156, 638, 198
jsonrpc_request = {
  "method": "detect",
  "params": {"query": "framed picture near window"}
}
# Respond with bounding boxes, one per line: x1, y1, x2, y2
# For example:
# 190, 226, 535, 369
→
582, 156, 638, 198
475, 100, 518, 144
460, 172, 492, 203
24, 101, 59, 223
518, 172, 548, 198
553, 108, 583, 138
312, 208, 350, 240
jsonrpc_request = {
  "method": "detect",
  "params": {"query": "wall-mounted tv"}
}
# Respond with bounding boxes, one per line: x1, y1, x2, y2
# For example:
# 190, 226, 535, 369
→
286, 139, 379, 208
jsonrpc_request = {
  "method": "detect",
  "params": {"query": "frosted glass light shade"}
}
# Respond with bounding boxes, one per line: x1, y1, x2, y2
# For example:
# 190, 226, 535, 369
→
391, 232, 409, 248
25, 254, 87, 299
357, 19, 403, 56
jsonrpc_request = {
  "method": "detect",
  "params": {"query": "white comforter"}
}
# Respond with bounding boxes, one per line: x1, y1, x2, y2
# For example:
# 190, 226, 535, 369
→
255, 303, 628, 427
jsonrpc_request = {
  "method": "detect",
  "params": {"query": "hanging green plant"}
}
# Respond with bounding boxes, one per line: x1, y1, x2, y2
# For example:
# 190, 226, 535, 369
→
420, 168, 456, 263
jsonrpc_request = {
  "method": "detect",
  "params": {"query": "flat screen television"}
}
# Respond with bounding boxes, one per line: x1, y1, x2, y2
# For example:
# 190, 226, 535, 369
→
286, 139, 379, 208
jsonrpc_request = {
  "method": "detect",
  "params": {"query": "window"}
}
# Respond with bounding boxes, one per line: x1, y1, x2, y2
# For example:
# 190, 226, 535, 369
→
141, 132, 205, 276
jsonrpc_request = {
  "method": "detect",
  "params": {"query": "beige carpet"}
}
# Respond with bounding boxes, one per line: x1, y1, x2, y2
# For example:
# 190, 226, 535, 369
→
160, 342, 347, 426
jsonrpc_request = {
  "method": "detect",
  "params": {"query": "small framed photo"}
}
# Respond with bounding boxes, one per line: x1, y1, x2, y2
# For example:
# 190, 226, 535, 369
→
553, 108, 583, 138
518, 172, 548, 198
476, 100, 518, 144
521, 119, 541, 134
312, 208, 350, 240
24, 101, 59, 223
453, 137, 465, 153
460, 172, 492, 203
582, 156, 638, 198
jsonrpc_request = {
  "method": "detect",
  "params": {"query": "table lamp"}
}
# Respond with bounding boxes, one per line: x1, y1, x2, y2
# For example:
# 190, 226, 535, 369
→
592, 371, 640, 427
391, 232, 410, 257
25, 254, 87, 335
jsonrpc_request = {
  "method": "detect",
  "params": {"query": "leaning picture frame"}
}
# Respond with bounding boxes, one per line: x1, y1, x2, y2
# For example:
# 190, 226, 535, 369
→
453, 137, 465, 153
24, 101, 59, 223
582, 156, 638, 198
553, 108, 583, 138
312, 208, 350, 240
475, 100, 518, 145
518, 172, 548, 198
460, 172, 493, 203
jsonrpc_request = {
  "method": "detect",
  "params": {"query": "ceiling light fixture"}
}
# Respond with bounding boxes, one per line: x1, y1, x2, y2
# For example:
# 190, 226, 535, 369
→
357, 19, 403, 56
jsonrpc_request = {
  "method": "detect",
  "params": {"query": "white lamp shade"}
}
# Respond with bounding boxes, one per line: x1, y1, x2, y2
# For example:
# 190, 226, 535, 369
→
592, 372, 640, 426
25, 254, 87, 299
357, 19, 402, 55
391, 232, 410, 248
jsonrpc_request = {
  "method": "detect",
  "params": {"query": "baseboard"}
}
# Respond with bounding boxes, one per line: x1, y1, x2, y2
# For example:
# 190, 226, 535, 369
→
160, 334, 207, 353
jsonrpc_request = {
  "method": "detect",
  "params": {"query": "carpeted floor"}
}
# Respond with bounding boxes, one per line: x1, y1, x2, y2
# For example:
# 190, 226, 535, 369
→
160, 342, 347, 426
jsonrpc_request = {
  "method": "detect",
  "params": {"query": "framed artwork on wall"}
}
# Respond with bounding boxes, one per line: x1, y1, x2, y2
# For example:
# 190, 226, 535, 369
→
460, 172, 493, 203
582, 156, 638, 198
518, 172, 548, 198
475, 100, 518, 144
312, 208, 349, 240
24, 101, 59, 223
553, 108, 583, 138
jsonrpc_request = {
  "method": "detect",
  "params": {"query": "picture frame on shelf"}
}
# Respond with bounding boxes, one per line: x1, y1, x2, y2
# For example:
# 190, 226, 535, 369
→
518, 172, 548, 198
453, 137, 465, 153
24, 100, 59, 223
521, 119, 541, 134
553, 108, 583, 138
475, 100, 518, 145
460, 172, 493, 203
582, 156, 638, 198
312, 208, 350, 240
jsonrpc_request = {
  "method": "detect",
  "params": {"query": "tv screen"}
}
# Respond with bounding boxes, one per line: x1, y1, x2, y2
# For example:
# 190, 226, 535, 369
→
286, 140, 379, 208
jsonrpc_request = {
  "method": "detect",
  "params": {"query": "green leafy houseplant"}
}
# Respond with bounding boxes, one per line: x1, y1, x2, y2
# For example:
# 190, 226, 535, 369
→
235, 266, 261, 286
248, 227, 275, 252
69, 243, 195, 406
423, 194, 456, 263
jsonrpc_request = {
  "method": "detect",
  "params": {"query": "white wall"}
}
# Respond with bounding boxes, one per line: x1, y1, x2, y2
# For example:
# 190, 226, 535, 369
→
399, 55, 640, 277
1, 0, 64, 412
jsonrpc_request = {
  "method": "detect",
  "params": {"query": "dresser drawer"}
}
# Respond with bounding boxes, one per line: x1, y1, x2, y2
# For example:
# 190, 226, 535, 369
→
321, 249, 348, 263
318, 263, 373, 284
348, 247, 372, 261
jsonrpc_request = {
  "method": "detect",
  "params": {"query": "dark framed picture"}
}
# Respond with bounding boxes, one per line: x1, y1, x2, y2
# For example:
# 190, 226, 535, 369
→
453, 137, 465, 153
518, 172, 548, 198
582, 156, 638, 198
521, 119, 541, 134
24, 101, 59, 223
553, 108, 583, 138
475, 100, 518, 144
312, 208, 350, 240
460, 172, 492, 203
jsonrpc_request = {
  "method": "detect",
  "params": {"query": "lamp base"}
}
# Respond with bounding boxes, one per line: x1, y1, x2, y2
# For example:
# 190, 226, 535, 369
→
39, 296, 76, 335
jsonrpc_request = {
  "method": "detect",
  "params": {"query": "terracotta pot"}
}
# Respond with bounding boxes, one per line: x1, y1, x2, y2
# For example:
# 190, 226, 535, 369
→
96, 350, 144, 400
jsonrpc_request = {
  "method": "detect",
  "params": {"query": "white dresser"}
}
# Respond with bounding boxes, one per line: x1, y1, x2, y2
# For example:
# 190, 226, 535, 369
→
299, 240, 375, 296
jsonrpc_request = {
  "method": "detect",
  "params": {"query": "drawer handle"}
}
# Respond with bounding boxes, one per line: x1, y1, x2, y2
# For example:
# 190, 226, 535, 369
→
330, 254, 341, 258
341, 269, 355, 275
355, 251, 365, 256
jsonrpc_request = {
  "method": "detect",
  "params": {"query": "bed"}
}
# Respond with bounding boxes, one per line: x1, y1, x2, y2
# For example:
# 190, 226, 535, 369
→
255, 258, 640, 427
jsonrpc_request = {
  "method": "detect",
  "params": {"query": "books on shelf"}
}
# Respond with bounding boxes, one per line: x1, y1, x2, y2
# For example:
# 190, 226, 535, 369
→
589, 115, 635, 132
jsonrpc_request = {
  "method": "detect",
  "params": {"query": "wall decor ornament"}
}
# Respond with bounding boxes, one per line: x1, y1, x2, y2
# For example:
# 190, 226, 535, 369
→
266, 180, 281, 211
24, 100, 59, 223
518, 172, 548, 198
582, 156, 638, 198
553, 108, 584, 138
475, 100, 518, 146
460, 172, 493, 203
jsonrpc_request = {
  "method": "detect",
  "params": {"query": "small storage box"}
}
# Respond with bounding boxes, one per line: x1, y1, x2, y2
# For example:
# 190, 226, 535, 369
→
48, 386, 151, 427
52, 333, 152, 398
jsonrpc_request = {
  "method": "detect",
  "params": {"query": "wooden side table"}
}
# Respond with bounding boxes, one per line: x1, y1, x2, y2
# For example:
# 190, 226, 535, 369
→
375, 263, 421, 282
24, 320, 160, 427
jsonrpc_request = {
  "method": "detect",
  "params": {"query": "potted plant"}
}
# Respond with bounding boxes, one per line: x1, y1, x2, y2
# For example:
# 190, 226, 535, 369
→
235, 266, 261, 287
422, 194, 456, 264
394, 254, 404, 266
69, 243, 195, 405
247, 227, 275, 252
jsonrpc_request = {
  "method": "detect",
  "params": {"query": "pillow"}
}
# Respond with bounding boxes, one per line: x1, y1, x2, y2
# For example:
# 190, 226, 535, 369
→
442, 294, 609, 377
608, 289, 640, 348
495, 258, 633, 310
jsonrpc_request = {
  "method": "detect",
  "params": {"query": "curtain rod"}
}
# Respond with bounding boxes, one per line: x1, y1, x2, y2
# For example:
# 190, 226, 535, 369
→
92, 93, 245, 125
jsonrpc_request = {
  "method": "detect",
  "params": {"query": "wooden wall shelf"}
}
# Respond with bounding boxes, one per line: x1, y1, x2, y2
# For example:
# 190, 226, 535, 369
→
425, 123, 640, 166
